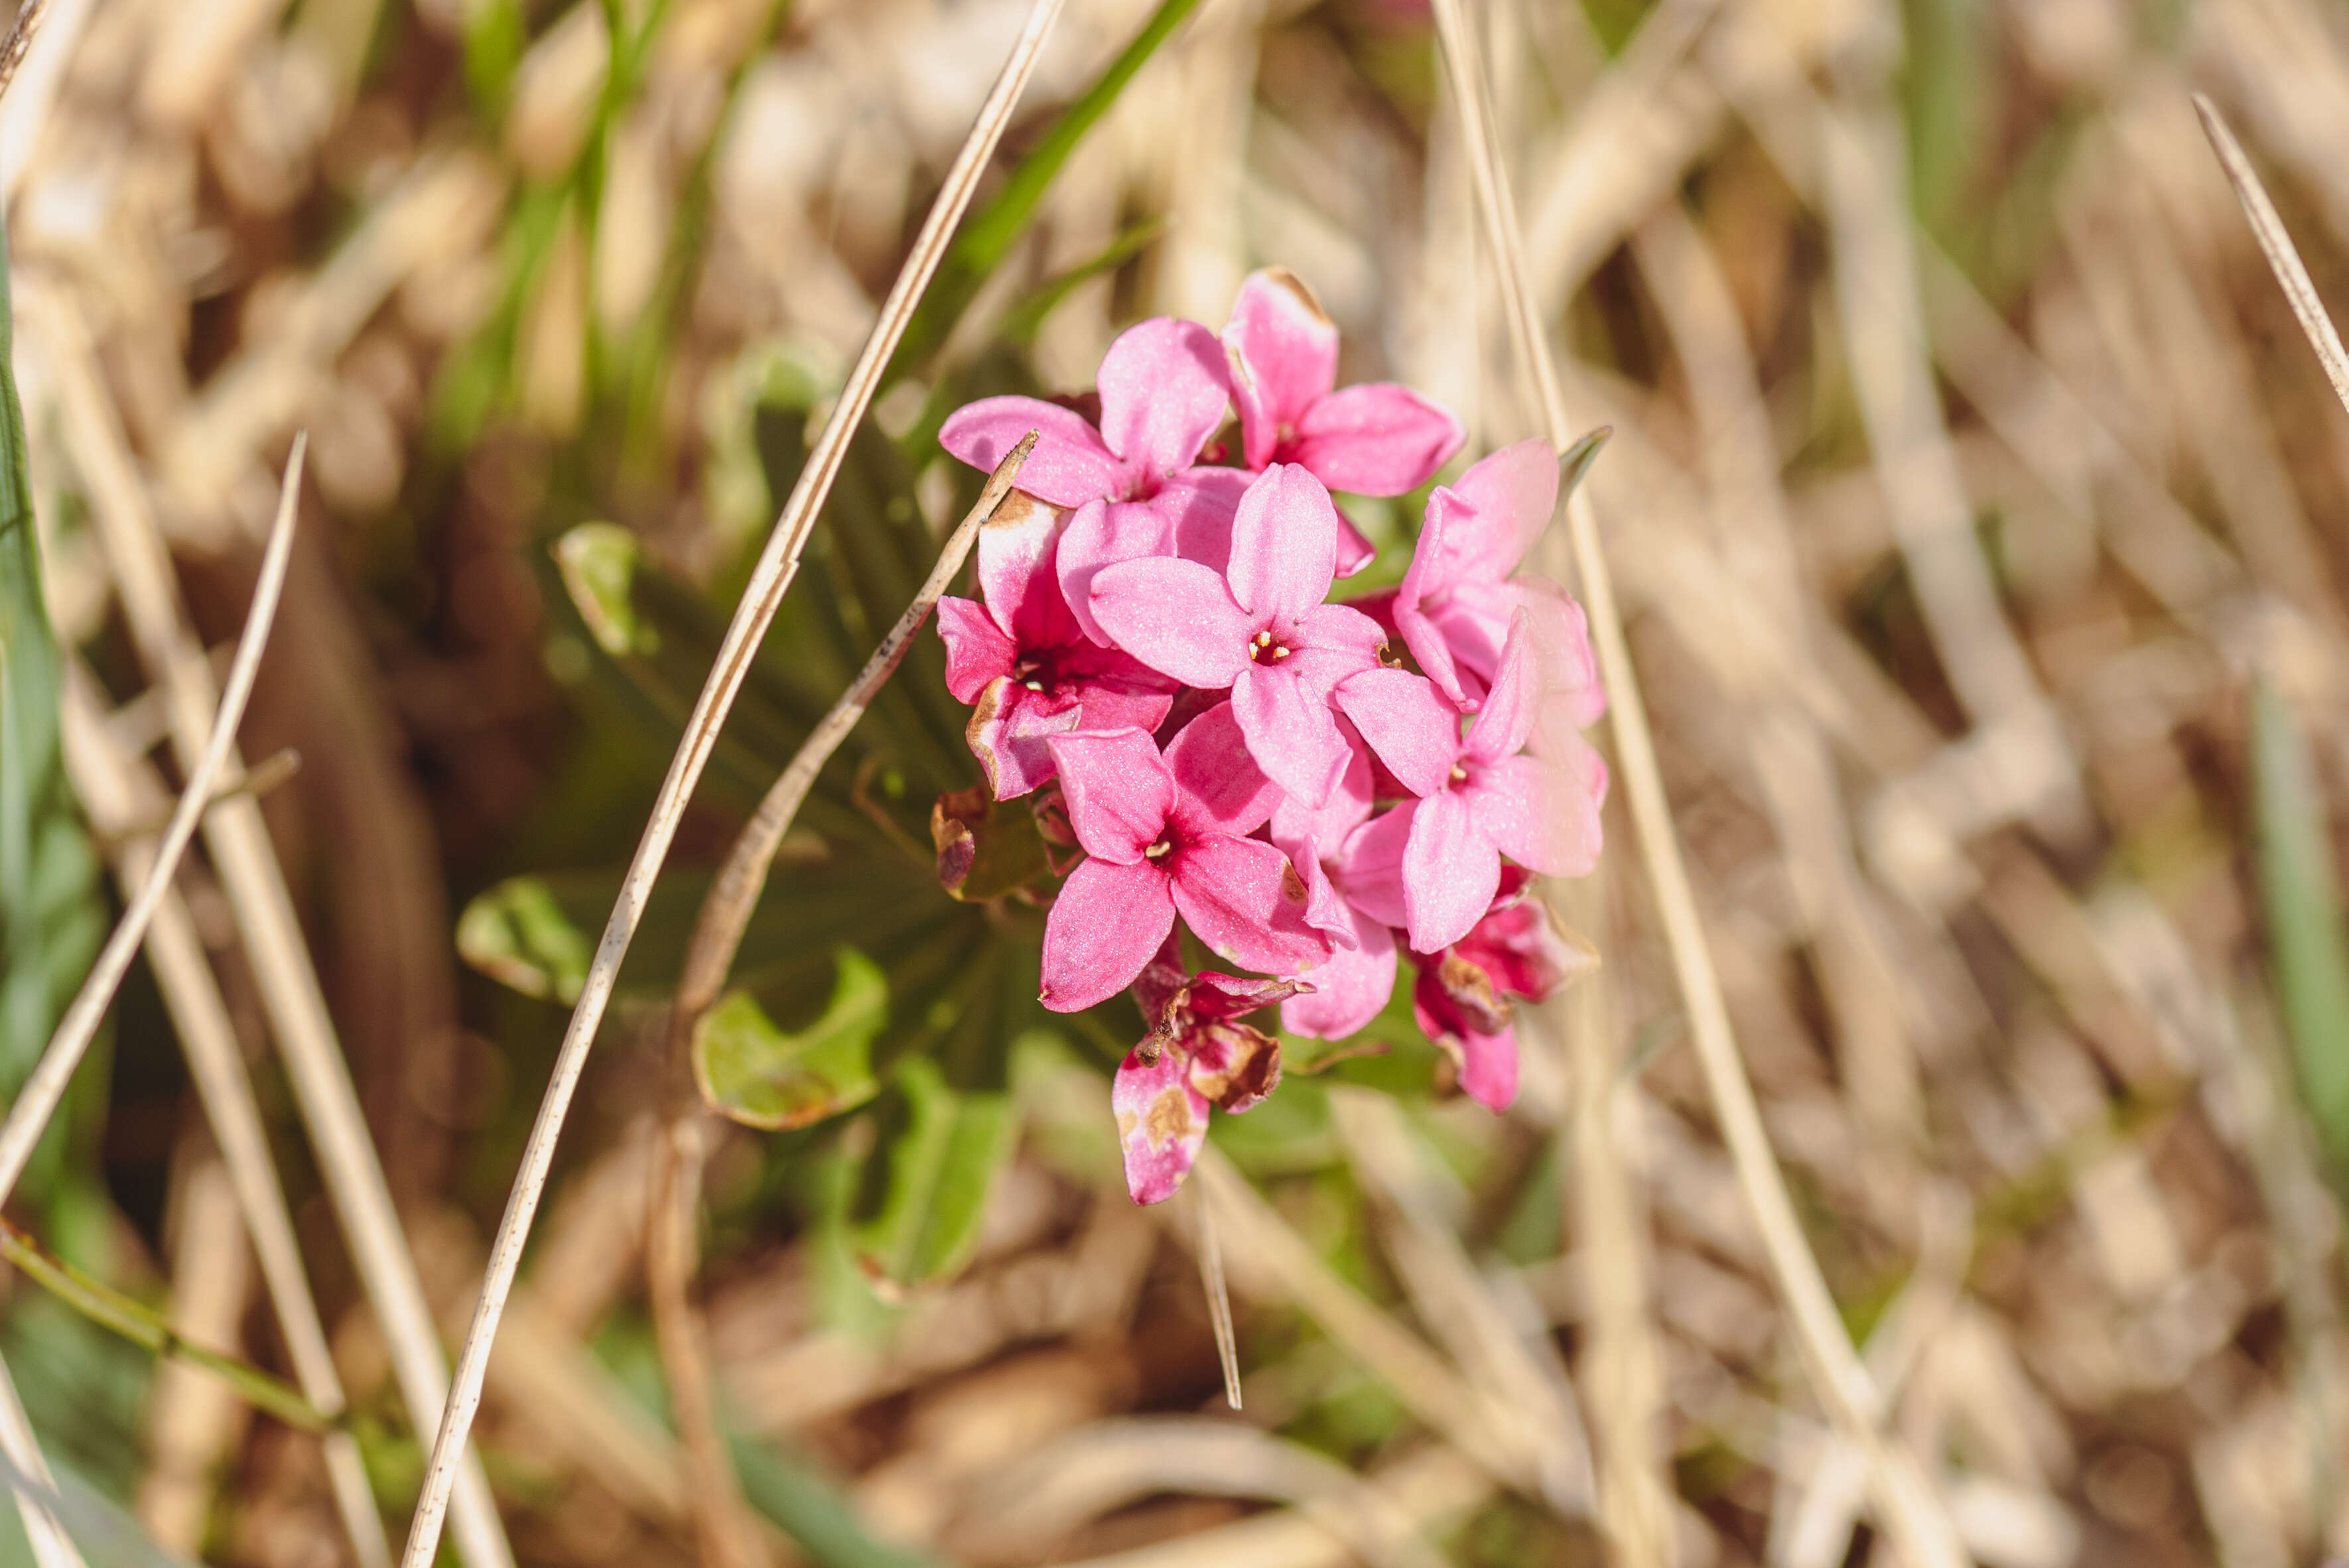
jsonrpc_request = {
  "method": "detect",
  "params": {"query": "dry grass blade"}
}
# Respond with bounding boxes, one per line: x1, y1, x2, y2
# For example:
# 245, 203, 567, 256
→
0, 1350, 82, 1568
0, 0, 50, 101
1423, 1, 1965, 1563
665, 432, 1038, 1032
0, 436, 302, 1210
56, 673, 392, 1568
2193, 93, 2349, 423
642, 432, 1036, 1568
33, 286, 515, 1568
1192, 1181, 1242, 1412
399, 3, 1068, 1559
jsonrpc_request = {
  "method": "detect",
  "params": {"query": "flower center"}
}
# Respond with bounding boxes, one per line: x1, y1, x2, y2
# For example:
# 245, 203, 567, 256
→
1143, 838, 1174, 860
1449, 763, 1469, 783
1244, 628, 1293, 663
1012, 651, 1062, 694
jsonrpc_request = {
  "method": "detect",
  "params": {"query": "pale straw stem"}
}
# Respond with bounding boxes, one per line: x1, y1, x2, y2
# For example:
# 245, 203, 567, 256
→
57, 673, 391, 1568
0, 437, 302, 1209
397, 5, 1066, 1560
33, 288, 515, 1568
2194, 94, 2349, 424
1193, 1179, 1242, 1411
1424, 1, 1966, 1561
0, 1349, 80, 1568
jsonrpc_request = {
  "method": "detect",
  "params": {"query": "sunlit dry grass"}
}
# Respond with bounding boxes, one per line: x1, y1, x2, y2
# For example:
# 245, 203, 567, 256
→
13, 0, 2349, 1566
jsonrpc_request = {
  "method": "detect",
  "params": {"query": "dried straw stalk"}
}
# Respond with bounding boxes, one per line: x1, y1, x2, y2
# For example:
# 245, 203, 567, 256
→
643, 432, 1038, 1568
396, 3, 1069, 1559
0, 437, 304, 1207
1423, 0, 1968, 1562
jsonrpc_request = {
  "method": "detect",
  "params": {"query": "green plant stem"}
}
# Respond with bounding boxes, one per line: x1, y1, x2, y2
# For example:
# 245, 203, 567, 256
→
0, 1218, 331, 1434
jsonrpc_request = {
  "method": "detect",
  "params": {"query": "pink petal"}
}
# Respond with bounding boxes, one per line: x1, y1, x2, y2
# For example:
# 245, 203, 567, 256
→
1112, 1045, 1211, 1203
941, 397, 1121, 507
1466, 746, 1604, 878
1269, 720, 1374, 863
1284, 844, 1358, 948
1041, 858, 1177, 1013
1514, 578, 1607, 727
1058, 498, 1174, 646
1395, 501, 1471, 708
1168, 833, 1333, 977
1337, 804, 1415, 931
1460, 753, 1568, 875
1226, 464, 1340, 623
1430, 438, 1557, 581
1280, 905, 1396, 1039
1335, 507, 1377, 579
1335, 668, 1460, 797
1298, 602, 1390, 667
966, 681, 1085, 799
976, 490, 1079, 650
1182, 968, 1308, 1020
1223, 268, 1339, 469
1164, 702, 1280, 838
1465, 610, 1540, 763
1402, 787, 1501, 952
1045, 728, 1174, 862
935, 596, 1015, 704
1291, 383, 1465, 497
1161, 467, 1253, 574
1096, 318, 1231, 479
1232, 664, 1351, 807
1089, 557, 1254, 690
1412, 967, 1519, 1112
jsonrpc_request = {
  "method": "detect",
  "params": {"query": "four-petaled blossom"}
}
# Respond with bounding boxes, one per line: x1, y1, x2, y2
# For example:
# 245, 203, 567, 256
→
1039, 706, 1330, 1012
936, 492, 1176, 797
1394, 438, 1605, 717
1221, 269, 1464, 576
1412, 868, 1588, 1111
1343, 612, 1607, 953
1113, 938, 1302, 1203
1090, 464, 1386, 807
941, 318, 1250, 645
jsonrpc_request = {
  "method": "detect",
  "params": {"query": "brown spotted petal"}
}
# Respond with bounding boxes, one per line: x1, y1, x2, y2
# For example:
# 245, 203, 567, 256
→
929, 783, 1051, 902
1188, 1021, 1282, 1114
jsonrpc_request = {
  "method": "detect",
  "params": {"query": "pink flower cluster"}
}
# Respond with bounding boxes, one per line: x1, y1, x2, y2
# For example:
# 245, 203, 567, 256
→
934, 269, 1608, 1203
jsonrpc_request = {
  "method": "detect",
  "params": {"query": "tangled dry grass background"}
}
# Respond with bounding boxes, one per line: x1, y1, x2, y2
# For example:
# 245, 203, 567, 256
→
15, 0, 2349, 1564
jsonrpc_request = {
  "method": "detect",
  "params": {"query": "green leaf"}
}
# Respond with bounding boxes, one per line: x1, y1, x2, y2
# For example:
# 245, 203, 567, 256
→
1558, 425, 1611, 509
0, 205, 98, 1079
695, 949, 888, 1130
728, 1435, 944, 1568
456, 876, 598, 1004
456, 843, 952, 1004
848, 1057, 1017, 1289
553, 523, 657, 656
889, 0, 1203, 377
2252, 679, 2349, 1185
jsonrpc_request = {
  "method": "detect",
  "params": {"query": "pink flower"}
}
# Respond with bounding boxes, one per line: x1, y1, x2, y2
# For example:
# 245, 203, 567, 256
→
935, 493, 1176, 798
1088, 464, 1388, 807
939, 318, 1250, 645
1038, 706, 1330, 1012
1222, 268, 1463, 499
1112, 939, 1302, 1203
1268, 730, 1398, 1041
1412, 868, 1583, 1111
1394, 438, 1603, 716
1340, 614, 1606, 952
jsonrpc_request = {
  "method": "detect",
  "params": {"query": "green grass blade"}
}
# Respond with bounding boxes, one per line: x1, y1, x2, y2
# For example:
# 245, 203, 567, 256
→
0, 207, 98, 1080
2251, 679, 2349, 1185
888, 0, 1203, 378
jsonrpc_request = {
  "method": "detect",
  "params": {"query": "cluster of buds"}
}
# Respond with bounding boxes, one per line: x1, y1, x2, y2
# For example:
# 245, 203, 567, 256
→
934, 269, 1608, 1202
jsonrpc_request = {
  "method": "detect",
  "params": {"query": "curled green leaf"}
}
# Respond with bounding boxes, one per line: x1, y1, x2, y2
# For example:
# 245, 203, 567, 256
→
695, 949, 888, 1130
